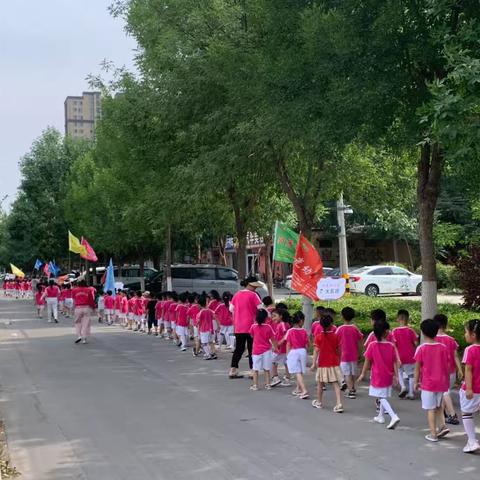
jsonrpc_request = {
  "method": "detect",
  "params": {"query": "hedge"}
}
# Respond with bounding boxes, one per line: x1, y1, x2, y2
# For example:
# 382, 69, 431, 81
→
282, 295, 477, 350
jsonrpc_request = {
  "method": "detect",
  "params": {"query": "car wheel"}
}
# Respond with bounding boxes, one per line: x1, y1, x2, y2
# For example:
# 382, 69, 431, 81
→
416, 283, 422, 295
365, 284, 379, 297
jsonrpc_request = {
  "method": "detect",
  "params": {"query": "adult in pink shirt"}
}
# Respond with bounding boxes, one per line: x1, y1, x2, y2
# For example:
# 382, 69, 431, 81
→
229, 276, 263, 378
43, 280, 61, 323
71, 280, 96, 344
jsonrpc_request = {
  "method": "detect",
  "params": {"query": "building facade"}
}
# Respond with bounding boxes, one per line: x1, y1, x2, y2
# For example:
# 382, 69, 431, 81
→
64, 91, 101, 140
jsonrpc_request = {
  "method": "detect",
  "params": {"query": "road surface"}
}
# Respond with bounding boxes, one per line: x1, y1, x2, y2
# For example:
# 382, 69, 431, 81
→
0, 298, 477, 480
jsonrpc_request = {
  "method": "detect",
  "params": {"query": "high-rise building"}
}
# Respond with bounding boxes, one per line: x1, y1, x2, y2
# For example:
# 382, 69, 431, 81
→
64, 91, 101, 140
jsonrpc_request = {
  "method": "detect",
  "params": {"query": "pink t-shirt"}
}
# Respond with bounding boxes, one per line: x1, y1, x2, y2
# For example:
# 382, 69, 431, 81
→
35, 292, 45, 306
208, 299, 220, 313
135, 298, 145, 315
461, 344, 480, 394
392, 326, 418, 365
435, 334, 459, 374
121, 296, 128, 314
187, 304, 201, 325
365, 331, 394, 348
231, 289, 262, 333
365, 341, 397, 388
414, 343, 449, 392
128, 297, 136, 313
104, 295, 115, 309
336, 323, 363, 362
168, 302, 178, 322
249, 323, 275, 355
45, 285, 60, 298
285, 327, 309, 350
114, 295, 122, 310
215, 303, 232, 326
197, 309, 214, 333
176, 303, 189, 327
155, 301, 163, 320
273, 321, 289, 354
311, 321, 337, 337
162, 300, 171, 319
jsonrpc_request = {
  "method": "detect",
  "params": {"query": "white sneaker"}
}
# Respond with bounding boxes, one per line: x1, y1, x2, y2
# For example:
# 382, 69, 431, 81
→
82, 339, 87, 344
374, 415, 385, 424
463, 441, 480, 453
387, 415, 400, 429
270, 376, 282, 387
181, 347, 187, 352
406, 393, 415, 400
281, 378, 292, 387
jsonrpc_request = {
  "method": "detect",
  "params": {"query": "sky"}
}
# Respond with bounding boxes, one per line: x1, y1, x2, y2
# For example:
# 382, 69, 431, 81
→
0, 0, 137, 209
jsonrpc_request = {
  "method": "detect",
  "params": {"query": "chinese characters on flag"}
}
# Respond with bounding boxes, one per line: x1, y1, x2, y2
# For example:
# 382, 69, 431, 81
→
291, 233, 324, 301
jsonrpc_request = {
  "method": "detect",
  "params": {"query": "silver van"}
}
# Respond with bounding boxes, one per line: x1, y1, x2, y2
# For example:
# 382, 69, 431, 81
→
124, 264, 268, 298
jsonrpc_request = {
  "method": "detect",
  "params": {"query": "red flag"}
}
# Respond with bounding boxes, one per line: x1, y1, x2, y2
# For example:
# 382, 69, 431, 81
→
43, 263, 50, 278
80, 237, 98, 262
291, 233, 323, 301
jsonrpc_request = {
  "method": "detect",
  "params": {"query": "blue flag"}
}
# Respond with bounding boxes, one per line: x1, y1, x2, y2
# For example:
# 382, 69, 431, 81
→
104, 258, 116, 297
34, 259, 43, 270
48, 261, 60, 277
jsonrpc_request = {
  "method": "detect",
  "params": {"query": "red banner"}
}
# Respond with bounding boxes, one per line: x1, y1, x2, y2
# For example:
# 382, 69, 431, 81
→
80, 237, 98, 262
291, 233, 323, 300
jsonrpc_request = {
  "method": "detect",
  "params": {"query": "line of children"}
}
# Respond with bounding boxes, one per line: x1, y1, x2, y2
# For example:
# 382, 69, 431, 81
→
102, 291, 479, 454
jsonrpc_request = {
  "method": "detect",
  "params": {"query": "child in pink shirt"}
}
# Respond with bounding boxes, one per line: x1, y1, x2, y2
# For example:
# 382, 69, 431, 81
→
35, 285, 45, 318
336, 307, 363, 399
392, 309, 418, 400
187, 294, 202, 356
175, 293, 190, 351
414, 319, 450, 442
364, 309, 394, 348
249, 309, 277, 391
270, 308, 291, 387
104, 290, 115, 325
358, 320, 400, 430
285, 312, 309, 399
460, 319, 480, 453
434, 314, 463, 425
310, 306, 325, 337
197, 295, 216, 360
215, 292, 235, 350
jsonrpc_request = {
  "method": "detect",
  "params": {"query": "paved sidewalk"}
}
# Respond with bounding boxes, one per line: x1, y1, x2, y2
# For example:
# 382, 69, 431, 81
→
0, 299, 477, 480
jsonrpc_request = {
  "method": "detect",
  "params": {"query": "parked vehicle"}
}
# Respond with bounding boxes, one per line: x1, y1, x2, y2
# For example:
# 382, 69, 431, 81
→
349, 265, 422, 297
124, 264, 269, 298
285, 267, 334, 291
90, 265, 158, 288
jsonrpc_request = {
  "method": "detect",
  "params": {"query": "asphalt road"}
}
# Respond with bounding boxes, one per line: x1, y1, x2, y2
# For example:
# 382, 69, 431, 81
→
0, 298, 478, 480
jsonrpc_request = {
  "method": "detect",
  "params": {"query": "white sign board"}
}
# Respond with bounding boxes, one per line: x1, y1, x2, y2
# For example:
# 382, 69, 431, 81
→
316, 277, 346, 301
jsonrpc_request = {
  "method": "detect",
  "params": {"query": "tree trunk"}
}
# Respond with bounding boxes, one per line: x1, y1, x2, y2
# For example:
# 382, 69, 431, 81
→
138, 251, 145, 291
165, 225, 172, 291
232, 201, 247, 280
264, 235, 274, 298
417, 143, 443, 320
218, 237, 228, 266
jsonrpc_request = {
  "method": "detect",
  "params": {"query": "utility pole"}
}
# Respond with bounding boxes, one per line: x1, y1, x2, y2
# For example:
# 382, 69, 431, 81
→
336, 194, 351, 276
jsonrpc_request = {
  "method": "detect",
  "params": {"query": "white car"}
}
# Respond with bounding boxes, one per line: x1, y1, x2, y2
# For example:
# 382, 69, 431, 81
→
349, 265, 422, 297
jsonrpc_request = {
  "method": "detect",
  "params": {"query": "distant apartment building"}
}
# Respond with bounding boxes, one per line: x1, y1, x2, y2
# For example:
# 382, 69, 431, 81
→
64, 91, 101, 140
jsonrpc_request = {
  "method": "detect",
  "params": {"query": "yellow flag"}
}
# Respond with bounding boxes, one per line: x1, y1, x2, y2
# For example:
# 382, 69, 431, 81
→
10, 264, 25, 278
68, 231, 87, 256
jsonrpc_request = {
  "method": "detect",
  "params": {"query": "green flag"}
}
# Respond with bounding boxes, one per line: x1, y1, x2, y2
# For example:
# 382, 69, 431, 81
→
273, 221, 299, 263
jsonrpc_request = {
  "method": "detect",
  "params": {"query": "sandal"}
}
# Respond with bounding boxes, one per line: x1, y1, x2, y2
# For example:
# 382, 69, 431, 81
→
264, 384, 272, 390
333, 404, 344, 413
249, 385, 258, 391
299, 392, 310, 400
311, 400, 323, 409
292, 390, 301, 396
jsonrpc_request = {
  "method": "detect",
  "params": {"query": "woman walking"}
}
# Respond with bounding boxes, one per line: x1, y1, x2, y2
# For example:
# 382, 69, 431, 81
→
229, 276, 263, 379
71, 280, 96, 344
43, 279, 60, 323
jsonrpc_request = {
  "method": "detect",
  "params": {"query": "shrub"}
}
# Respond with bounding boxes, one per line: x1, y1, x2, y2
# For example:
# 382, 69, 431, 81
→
282, 295, 473, 349
416, 262, 460, 292
457, 245, 480, 311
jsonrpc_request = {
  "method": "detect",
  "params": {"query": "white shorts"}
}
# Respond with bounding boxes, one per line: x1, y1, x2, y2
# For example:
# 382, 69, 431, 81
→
421, 390, 444, 410
460, 389, 480, 414
200, 332, 212, 344
369, 386, 392, 398
105, 308, 113, 315
65, 298, 74, 309
171, 321, 176, 329
59, 300, 65, 307
176, 325, 188, 336
134, 314, 143, 323
127, 312, 134, 320
252, 350, 273, 371
220, 325, 233, 337
164, 321, 171, 329
287, 348, 307, 374
399, 363, 415, 378
340, 361, 357, 376
272, 352, 287, 365
118, 312, 126, 320
193, 326, 199, 338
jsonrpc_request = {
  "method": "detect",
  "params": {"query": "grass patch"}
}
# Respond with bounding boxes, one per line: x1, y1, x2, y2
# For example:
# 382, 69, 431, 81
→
283, 295, 477, 349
